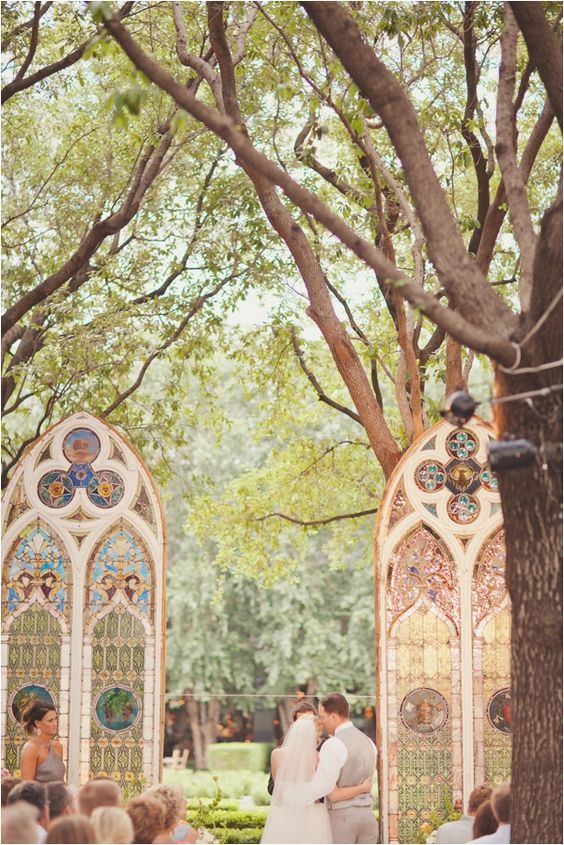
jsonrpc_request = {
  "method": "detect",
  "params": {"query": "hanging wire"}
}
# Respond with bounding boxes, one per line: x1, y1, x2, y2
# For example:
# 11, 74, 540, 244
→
164, 691, 376, 701
499, 288, 563, 374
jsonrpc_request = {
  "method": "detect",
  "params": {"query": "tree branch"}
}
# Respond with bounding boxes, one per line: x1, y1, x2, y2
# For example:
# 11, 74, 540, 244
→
509, 1, 563, 129
496, 5, 538, 309
301, 1, 513, 333
256, 506, 378, 526
103, 12, 519, 368
1, 3, 135, 104
290, 327, 362, 425
100, 274, 233, 417
11, 2, 42, 85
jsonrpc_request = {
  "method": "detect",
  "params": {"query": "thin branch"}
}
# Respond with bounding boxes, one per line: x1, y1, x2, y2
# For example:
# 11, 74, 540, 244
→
1, 3, 135, 104
103, 12, 518, 369
1, 2, 52, 52
256, 507, 378, 526
100, 275, 232, 417
290, 327, 362, 424
12, 2, 42, 85
496, 4, 537, 309
510, 1, 563, 129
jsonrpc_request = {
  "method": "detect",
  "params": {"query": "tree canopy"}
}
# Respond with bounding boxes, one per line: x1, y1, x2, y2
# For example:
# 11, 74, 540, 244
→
2, 2, 562, 840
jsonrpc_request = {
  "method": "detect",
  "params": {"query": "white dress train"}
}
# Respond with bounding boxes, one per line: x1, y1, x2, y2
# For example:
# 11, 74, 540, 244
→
261, 717, 333, 844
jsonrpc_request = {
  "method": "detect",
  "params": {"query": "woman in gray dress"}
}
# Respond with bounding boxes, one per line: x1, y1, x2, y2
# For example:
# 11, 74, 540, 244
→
20, 701, 66, 783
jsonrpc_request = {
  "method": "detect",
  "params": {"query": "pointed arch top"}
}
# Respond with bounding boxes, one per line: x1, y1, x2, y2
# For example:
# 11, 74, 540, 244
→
375, 416, 502, 573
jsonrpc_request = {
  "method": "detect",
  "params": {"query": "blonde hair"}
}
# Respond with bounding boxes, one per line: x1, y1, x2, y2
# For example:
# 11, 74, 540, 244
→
91, 805, 134, 844
2, 802, 38, 844
126, 794, 166, 844
146, 783, 186, 831
46, 814, 97, 844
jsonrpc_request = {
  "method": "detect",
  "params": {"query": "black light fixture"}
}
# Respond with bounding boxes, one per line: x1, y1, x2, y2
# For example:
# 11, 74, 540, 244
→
440, 391, 478, 427
487, 438, 537, 471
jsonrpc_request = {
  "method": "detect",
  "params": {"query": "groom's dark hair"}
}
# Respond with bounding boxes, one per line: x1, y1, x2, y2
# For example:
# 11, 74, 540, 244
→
320, 693, 349, 718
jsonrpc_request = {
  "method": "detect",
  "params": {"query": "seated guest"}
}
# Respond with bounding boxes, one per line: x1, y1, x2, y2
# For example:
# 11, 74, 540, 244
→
7, 781, 49, 843
471, 783, 511, 844
436, 784, 492, 843
127, 794, 167, 845
2, 801, 39, 844
79, 777, 121, 816
46, 814, 97, 844
147, 784, 198, 844
91, 805, 134, 844
46, 781, 75, 820
1, 776, 22, 807
472, 801, 498, 840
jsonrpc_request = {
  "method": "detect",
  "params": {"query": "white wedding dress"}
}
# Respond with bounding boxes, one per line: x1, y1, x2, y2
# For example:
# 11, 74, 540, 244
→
261, 716, 333, 844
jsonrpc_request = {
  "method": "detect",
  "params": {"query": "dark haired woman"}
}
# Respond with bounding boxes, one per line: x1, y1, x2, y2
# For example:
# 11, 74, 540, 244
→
20, 701, 66, 782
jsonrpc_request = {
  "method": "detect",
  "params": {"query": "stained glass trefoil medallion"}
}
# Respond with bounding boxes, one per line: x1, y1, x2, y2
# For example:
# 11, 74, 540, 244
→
446, 429, 477, 460
415, 462, 446, 492
38, 472, 74, 509
87, 471, 125, 509
95, 685, 140, 732
447, 493, 479, 524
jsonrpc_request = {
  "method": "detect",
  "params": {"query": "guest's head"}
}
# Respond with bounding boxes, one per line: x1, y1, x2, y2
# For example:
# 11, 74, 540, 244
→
1, 776, 22, 807
147, 783, 186, 833
291, 701, 317, 721
467, 783, 493, 815
7, 781, 48, 829
91, 805, 134, 844
473, 800, 499, 839
78, 778, 121, 816
2, 801, 39, 844
46, 781, 75, 820
319, 692, 349, 735
21, 701, 58, 739
492, 782, 511, 825
126, 794, 166, 844
46, 814, 97, 844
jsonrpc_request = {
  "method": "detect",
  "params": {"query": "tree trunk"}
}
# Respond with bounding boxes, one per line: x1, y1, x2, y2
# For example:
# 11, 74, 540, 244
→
185, 693, 220, 770
494, 188, 562, 843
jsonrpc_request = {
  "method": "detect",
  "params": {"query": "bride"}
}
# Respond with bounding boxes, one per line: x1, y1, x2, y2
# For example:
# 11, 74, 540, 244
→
261, 714, 372, 844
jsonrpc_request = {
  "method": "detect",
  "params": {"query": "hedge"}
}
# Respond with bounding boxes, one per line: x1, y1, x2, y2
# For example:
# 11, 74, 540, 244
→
205, 810, 268, 828
212, 827, 263, 844
208, 742, 272, 772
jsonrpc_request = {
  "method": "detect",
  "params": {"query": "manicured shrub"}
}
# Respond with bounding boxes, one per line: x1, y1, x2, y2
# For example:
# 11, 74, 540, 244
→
208, 742, 272, 772
206, 810, 268, 829
212, 827, 264, 844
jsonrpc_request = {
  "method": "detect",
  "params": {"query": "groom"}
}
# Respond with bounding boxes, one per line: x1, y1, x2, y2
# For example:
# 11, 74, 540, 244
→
304, 692, 378, 844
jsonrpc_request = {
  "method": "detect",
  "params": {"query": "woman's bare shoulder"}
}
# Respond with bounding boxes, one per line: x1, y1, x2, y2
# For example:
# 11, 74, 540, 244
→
53, 739, 64, 756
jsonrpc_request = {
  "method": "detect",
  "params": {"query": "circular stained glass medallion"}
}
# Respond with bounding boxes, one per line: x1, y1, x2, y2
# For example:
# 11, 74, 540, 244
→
487, 688, 512, 734
87, 471, 125, 508
415, 461, 446, 492
63, 428, 101, 464
447, 493, 480, 524
446, 428, 477, 460
38, 471, 74, 508
11, 684, 55, 723
480, 467, 499, 492
400, 687, 448, 734
95, 686, 140, 732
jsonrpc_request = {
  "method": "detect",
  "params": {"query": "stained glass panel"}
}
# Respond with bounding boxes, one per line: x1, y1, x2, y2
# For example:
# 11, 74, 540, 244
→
388, 482, 414, 530
4, 607, 61, 775
88, 526, 152, 618
446, 429, 477, 460
388, 526, 459, 634
395, 610, 453, 844
89, 609, 145, 783
473, 530, 506, 627
481, 608, 511, 784
447, 493, 479, 524
415, 462, 446, 492
3, 524, 70, 617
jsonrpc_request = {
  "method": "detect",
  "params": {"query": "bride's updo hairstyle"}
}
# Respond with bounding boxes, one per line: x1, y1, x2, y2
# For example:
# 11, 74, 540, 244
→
21, 701, 56, 735
320, 692, 349, 719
